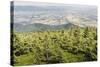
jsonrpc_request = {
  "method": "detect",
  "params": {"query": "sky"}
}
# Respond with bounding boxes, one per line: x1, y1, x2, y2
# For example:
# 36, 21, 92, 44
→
13, 1, 97, 6
14, 1, 67, 6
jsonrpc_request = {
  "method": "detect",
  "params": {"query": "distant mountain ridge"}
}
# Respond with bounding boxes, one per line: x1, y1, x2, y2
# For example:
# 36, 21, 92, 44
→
12, 4, 97, 32
13, 23, 77, 32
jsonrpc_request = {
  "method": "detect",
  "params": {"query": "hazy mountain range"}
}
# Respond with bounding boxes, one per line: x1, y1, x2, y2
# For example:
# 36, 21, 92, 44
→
12, 4, 97, 32
13, 23, 77, 32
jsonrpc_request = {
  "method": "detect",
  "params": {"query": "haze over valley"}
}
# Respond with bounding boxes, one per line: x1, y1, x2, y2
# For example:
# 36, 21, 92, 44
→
13, 2, 97, 32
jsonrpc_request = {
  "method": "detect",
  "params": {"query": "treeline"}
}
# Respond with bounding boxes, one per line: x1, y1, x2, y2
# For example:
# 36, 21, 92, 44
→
11, 27, 97, 66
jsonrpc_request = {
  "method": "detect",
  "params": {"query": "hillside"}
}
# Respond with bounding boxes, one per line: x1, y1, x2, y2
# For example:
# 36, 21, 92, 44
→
13, 23, 77, 32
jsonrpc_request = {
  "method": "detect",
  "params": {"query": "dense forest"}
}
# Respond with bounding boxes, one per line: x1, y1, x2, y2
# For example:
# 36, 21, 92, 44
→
11, 27, 97, 66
